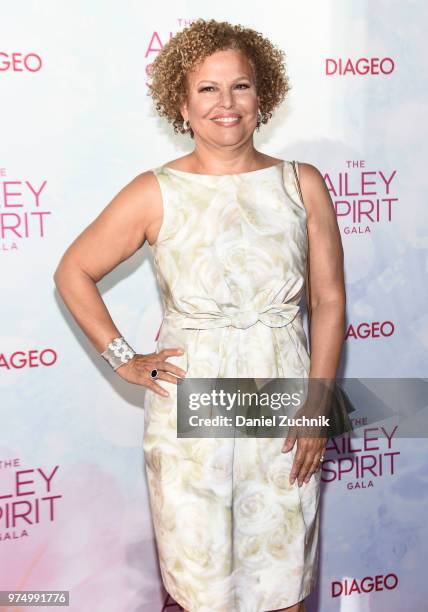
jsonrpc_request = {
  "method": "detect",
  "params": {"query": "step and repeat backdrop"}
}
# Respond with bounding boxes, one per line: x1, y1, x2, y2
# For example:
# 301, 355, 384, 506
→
1, 2, 427, 611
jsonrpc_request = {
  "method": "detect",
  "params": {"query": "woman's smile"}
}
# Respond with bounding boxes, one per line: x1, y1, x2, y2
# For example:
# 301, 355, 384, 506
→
211, 116, 242, 127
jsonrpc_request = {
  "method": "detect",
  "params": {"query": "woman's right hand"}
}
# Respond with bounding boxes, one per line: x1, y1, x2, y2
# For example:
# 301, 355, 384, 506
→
115, 347, 187, 397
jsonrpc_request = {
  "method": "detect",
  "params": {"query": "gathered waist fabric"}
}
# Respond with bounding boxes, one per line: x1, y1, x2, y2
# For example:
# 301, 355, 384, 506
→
163, 301, 300, 330
157, 302, 309, 379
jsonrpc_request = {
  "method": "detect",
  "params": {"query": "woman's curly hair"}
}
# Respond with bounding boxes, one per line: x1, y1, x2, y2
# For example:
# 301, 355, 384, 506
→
147, 18, 291, 138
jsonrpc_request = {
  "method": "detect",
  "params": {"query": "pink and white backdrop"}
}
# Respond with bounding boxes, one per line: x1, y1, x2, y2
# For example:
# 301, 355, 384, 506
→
1, 2, 427, 611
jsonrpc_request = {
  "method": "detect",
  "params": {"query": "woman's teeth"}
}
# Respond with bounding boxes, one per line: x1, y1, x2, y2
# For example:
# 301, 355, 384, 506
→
212, 117, 241, 124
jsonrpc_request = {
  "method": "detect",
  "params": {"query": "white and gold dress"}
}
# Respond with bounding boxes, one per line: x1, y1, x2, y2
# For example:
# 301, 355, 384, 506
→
143, 160, 321, 612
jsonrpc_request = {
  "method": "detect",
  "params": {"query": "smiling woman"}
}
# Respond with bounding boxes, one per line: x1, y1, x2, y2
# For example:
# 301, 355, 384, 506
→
148, 17, 291, 142
53, 16, 346, 612
137, 20, 344, 612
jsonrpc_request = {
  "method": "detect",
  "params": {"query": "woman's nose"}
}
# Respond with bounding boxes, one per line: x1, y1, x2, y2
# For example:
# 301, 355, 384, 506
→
217, 89, 234, 106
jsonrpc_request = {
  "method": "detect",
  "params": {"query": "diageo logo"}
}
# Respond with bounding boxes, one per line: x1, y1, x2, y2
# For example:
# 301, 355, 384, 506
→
325, 57, 395, 76
332, 573, 398, 597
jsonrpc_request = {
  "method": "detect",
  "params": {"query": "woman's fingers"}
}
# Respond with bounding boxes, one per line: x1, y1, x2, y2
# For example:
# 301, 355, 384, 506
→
290, 439, 326, 486
142, 347, 187, 396
282, 425, 297, 453
304, 453, 323, 483
115, 346, 187, 397
149, 348, 187, 391
293, 444, 314, 486
289, 441, 305, 485
156, 348, 188, 379
143, 377, 171, 397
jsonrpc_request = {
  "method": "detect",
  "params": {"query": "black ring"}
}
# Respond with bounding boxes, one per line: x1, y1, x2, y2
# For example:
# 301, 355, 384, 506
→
150, 368, 158, 379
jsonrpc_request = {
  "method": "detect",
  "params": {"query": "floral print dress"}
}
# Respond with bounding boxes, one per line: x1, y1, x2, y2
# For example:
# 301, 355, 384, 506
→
143, 160, 321, 612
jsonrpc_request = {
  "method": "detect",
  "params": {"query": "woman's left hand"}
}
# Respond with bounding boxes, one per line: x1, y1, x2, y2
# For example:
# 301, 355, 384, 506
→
282, 431, 328, 486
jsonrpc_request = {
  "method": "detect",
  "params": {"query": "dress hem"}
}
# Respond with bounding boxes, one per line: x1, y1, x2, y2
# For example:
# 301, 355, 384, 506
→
164, 579, 317, 612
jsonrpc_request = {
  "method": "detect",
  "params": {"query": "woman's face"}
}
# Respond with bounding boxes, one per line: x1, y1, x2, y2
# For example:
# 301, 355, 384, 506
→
180, 48, 259, 145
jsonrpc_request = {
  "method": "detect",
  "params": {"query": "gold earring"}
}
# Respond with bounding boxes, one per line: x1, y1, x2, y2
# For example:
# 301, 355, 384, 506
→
184, 119, 191, 131
256, 111, 262, 130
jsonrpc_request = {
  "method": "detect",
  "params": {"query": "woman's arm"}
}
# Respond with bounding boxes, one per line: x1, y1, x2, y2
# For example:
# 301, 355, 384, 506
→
53, 171, 186, 393
283, 162, 345, 485
298, 162, 346, 379
54, 172, 155, 351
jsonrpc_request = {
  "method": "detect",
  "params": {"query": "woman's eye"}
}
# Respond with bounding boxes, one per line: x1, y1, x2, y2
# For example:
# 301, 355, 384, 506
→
199, 84, 250, 92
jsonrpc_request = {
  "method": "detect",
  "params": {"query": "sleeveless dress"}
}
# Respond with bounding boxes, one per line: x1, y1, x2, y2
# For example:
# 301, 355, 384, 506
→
143, 160, 321, 612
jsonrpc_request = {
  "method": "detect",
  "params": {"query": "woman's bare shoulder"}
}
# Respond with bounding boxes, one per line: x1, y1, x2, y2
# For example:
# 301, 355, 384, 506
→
297, 162, 325, 186
124, 168, 164, 212
296, 162, 331, 215
124, 169, 163, 244
133, 167, 162, 188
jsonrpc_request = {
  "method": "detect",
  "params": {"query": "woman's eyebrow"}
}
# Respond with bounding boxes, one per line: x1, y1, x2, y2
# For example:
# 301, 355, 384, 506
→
196, 76, 251, 85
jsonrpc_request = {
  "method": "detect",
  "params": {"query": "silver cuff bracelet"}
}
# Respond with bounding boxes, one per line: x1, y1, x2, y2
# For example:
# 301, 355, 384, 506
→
101, 336, 136, 371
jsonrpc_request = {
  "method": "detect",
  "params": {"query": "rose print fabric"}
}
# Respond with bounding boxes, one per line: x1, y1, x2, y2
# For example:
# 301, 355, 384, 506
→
143, 160, 321, 611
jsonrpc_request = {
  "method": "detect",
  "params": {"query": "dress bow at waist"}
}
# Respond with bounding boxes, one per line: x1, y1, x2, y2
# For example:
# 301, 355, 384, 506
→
163, 302, 300, 330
